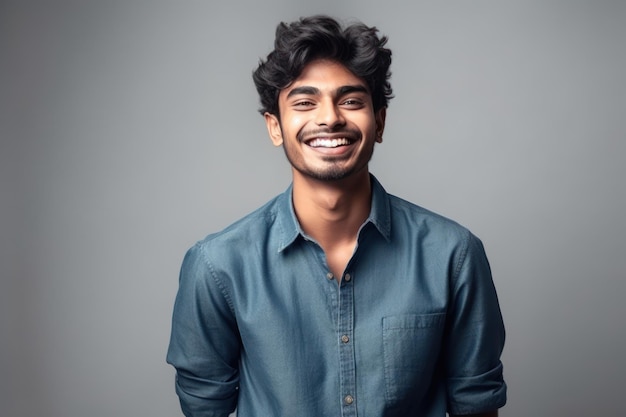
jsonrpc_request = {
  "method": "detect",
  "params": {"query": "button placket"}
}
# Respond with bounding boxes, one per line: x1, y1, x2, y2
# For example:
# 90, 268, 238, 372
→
338, 270, 356, 415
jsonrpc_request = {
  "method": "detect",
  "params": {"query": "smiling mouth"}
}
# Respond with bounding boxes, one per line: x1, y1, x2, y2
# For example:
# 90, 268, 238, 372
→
307, 138, 352, 148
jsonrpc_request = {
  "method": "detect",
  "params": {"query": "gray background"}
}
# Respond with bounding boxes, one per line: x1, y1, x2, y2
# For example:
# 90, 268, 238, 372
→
2, 1, 625, 416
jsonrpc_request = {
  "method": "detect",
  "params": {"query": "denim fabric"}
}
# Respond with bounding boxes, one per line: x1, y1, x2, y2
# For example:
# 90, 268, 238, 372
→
167, 176, 506, 417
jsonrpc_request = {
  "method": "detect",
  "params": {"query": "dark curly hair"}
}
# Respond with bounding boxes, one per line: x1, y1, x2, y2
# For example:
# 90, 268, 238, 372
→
253, 15, 393, 116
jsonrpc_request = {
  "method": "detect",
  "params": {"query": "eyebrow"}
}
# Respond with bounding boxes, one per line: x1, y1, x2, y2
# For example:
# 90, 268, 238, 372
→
286, 84, 370, 99
337, 85, 370, 96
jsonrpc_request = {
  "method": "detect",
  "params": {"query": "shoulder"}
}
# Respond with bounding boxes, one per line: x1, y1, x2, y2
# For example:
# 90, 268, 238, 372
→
384, 193, 490, 278
387, 193, 473, 242
207, 194, 282, 242
187, 192, 286, 265
208, 193, 284, 243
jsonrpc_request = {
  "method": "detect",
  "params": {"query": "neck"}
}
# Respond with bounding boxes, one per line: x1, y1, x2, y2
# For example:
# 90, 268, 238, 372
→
292, 170, 372, 249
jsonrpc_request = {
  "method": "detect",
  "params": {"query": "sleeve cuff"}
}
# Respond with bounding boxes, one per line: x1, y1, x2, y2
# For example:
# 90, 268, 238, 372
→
447, 361, 507, 415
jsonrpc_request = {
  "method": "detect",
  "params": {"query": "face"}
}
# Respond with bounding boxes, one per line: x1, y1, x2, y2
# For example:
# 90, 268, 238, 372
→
264, 59, 386, 183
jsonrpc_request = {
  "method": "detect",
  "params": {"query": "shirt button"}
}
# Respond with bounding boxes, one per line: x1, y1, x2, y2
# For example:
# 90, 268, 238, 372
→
341, 334, 350, 343
344, 273, 351, 282
344, 395, 354, 405
326, 272, 334, 280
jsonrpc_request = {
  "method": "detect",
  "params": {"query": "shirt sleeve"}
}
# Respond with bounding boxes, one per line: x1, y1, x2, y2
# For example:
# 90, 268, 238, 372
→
445, 231, 507, 415
166, 242, 240, 417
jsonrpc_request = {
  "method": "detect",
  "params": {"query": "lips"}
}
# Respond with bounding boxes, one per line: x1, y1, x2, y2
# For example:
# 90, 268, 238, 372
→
300, 128, 360, 150
307, 137, 351, 148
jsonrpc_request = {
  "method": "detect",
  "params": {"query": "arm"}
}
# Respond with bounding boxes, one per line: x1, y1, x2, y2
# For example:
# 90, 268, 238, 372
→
166, 243, 240, 417
445, 232, 507, 416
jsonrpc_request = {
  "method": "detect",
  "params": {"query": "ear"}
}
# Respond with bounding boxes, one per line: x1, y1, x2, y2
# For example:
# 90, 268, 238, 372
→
264, 112, 283, 146
375, 107, 386, 143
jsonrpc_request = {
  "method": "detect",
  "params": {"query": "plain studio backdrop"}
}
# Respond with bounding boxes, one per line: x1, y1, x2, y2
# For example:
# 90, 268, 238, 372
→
1, 1, 625, 416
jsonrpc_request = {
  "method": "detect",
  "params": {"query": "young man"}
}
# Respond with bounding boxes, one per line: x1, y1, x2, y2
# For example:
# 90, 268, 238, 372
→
167, 15, 506, 417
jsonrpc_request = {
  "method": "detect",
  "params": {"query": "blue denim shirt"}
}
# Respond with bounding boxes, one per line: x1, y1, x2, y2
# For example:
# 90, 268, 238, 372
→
167, 176, 506, 417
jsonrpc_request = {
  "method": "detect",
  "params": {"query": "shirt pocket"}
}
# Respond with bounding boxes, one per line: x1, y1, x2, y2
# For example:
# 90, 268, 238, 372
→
382, 313, 446, 405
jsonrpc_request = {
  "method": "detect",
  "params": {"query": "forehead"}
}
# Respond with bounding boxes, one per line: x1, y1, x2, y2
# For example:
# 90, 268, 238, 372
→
280, 59, 369, 97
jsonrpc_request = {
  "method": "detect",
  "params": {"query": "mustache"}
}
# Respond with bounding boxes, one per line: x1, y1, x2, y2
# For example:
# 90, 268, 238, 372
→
297, 127, 361, 143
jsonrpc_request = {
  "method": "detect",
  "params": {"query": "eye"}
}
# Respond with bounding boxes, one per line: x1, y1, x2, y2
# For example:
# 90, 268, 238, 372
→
293, 100, 315, 109
341, 98, 364, 108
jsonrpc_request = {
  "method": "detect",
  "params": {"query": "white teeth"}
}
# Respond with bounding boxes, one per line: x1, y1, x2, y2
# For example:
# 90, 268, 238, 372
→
308, 138, 350, 148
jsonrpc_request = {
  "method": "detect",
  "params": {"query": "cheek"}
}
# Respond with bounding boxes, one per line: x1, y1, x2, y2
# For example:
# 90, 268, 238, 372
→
288, 113, 309, 127
282, 114, 311, 138
350, 112, 376, 129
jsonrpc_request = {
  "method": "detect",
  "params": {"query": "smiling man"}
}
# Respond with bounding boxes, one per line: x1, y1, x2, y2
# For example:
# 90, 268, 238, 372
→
167, 15, 507, 417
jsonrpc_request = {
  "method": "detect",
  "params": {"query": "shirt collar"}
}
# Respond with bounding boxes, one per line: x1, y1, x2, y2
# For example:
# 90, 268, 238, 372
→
275, 174, 391, 253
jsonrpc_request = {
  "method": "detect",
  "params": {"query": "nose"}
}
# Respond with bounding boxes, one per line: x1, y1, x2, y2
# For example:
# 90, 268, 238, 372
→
315, 100, 345, 128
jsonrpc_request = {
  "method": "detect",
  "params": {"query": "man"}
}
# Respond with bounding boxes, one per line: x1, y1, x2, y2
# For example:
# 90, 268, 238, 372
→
167, 15, 506, 417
